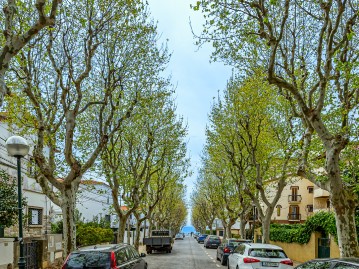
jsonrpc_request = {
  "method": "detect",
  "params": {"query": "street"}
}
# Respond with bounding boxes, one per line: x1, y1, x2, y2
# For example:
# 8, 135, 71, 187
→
143, 236, 222, 269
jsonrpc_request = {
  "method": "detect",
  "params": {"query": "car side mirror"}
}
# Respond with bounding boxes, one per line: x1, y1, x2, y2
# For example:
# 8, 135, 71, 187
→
140, 253, 146, 257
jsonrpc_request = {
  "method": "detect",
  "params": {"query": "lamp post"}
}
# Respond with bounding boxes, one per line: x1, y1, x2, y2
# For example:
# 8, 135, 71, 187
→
6, 136, 30, 269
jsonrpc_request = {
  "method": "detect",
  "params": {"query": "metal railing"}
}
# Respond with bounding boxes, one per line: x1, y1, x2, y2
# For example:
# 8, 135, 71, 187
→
287, 213, 301, 221
288, 195, 302, 202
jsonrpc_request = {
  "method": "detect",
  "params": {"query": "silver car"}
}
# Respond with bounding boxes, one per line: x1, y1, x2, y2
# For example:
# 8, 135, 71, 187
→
228, 243, 293, 269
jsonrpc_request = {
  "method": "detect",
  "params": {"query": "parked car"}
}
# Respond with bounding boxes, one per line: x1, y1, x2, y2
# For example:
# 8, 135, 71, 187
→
197, 234, 209, 243
62, 244, 147, 269
204, 235, 221, 249
216, 238, 252, 266
175, 233, 184, 240
294, 258, 359, 269
227, 243, 293, 269
193, 232, 201, 239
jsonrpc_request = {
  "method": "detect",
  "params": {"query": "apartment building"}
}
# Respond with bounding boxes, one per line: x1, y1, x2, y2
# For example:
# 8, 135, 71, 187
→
269, 177, 331, 224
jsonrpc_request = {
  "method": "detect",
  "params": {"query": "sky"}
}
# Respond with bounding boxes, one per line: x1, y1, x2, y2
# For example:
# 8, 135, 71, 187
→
146, 0, 232, 215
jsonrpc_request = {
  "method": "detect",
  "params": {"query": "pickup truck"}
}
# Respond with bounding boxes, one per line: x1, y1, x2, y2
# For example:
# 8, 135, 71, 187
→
143, 230, 173, 254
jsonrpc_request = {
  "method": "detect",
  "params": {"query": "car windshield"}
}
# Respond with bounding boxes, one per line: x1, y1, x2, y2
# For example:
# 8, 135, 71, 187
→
66, 251, 111, 269
249, 248, 287, 258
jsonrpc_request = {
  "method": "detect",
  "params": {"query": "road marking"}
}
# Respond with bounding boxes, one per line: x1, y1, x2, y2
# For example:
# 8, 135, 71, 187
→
216, 265, 220, 267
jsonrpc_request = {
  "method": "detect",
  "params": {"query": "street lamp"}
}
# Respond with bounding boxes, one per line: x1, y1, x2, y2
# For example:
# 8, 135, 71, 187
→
6, 136, 30, 269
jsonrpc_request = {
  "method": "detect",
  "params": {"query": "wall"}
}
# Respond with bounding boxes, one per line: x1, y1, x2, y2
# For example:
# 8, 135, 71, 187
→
270, 232, 340, 263
0, 238, 15, 269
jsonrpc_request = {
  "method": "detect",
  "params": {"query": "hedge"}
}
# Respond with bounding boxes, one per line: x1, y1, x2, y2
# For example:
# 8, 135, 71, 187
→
269, 211, 340, 244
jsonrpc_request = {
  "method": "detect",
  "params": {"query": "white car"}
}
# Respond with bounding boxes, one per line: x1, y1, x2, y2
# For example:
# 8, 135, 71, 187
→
227, 243, 293, 269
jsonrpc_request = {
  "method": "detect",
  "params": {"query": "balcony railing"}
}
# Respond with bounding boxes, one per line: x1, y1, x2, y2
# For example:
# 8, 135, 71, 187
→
288, 195, 302, 203
287, 213, 301, 221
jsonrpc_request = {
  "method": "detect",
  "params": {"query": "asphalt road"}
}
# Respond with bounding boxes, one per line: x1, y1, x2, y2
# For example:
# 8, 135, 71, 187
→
143, 236, 223, 269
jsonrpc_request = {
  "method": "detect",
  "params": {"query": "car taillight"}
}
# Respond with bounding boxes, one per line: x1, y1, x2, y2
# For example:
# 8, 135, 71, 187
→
110, 251, 117, 269
280, 260, 293, 266
243, 257, 261, 263
224, 247, 231, 253
62, 254, 71, 269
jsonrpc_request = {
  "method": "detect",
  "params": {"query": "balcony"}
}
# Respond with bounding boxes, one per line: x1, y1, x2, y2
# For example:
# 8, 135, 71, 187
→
288, 195, 302, 203
314, 188, 330, 198
288, 214, 301, 221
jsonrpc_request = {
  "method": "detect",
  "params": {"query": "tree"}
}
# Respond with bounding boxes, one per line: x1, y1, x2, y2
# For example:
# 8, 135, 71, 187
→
203, 70, 298, 243
100, 87, 189, 244
194, 0, 359, 257
4, 0, 163, 255
0, 0, 61, 105
191, 169, 220, 235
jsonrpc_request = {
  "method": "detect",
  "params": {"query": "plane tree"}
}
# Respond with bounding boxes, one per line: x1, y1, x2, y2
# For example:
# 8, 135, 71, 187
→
201, 149, 241, 239
204, 71, 298, 243
151, 183, 187, 233
100, 88, 189, 243
0, 0, 61, 105
194, 0, 359, 256
4, 0, 162, 255
191, 175, 219, 235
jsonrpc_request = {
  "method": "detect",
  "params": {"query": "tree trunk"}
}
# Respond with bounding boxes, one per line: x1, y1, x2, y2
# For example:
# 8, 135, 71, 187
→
331, 188, 359, 256
239, 214, 246, 239
227, 219, 236, 239
261, 214, 272, 244
134, 220, 142, 250
323, 143, 359, 257
127, 220, 131, 244
117, 216, 127, 243
61, 187, 77, 256
222, 221, 227, 239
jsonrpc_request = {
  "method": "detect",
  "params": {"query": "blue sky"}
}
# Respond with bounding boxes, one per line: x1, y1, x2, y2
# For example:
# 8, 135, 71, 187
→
147, 1, 232, 207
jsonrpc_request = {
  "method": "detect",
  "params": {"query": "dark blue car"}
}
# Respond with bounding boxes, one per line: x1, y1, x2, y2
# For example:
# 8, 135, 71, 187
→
197, 234, 209, 244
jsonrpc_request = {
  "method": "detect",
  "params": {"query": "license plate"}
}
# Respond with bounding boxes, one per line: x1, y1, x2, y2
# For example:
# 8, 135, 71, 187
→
261, 262, 279, 267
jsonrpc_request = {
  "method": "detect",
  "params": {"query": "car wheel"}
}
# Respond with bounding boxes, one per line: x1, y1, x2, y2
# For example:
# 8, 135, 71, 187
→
220, 256, 226, 266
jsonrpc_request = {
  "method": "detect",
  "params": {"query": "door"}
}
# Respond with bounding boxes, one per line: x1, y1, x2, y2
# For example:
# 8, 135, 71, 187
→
24, 241, 39, 269
318, 238, 330, 258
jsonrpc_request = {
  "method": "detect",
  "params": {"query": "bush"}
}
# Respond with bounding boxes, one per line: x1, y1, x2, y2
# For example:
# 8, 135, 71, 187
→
76, 224, 113, 246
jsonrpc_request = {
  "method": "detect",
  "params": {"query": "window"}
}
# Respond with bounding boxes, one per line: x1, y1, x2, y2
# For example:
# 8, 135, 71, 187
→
307, 205, 313, 212
128, 246, 139, 259
333, 262, 359, 269
27, 156, 36, 178
234, 245, 245, 254
296, 261, 331, 269
307, 186, 314, 193
291, 187, 299, 201
327, 200, 330, 208
28, 207, 43, 225
276, 205, 282, 216
116, 249, 128, 265
248, 248, 287, 258
289, 205, 300, 220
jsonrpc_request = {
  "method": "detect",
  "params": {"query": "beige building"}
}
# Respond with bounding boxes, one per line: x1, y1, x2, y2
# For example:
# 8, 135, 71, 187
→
268, 177, 331, 224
